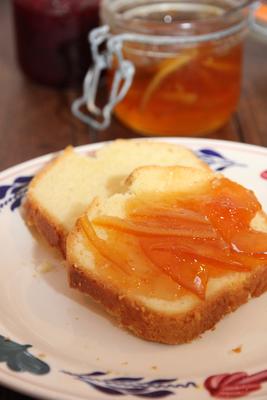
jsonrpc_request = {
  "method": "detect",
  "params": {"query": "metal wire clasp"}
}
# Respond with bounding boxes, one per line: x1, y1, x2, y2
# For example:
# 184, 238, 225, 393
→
72, 26, 135, 130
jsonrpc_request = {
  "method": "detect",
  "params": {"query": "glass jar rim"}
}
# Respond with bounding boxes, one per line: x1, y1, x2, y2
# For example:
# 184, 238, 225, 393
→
101, 0, 254, 36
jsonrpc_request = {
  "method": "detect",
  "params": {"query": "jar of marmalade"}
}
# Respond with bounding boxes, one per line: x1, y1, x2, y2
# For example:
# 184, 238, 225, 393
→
72, 0, 252, 136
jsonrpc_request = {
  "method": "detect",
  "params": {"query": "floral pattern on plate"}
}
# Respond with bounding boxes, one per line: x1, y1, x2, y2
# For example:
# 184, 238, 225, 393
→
205, 370, 267, 398
0, 335, 50, 375
195, 148, 246, 171
63, 371, 197, 398
63, 369, 267, 399
0, 176, 32, 212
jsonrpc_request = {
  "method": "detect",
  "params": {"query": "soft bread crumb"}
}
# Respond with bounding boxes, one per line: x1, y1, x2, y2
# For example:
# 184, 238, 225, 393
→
25, 140, 209, 255
128, 166, 214, 196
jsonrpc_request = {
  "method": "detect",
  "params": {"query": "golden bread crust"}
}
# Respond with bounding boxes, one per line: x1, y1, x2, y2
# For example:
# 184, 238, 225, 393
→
24, 198, 67, 257
23, 148, 74, 257
68, 260, 267, 345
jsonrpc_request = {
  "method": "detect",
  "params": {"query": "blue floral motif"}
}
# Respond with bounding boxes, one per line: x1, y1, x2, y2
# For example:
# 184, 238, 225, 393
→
63, 371, 197, 398
195, 148, 246, 171
0, 176, 33, 213
0, 335, 50, 375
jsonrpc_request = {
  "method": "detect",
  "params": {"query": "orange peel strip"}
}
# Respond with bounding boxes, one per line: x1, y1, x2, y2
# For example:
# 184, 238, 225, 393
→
129, 207, 209, 224
161, 89, 198, 105
93, 215, 217, 239
141, 49, 198, 109
202, 57, 239, 72
79, 215, 130, 275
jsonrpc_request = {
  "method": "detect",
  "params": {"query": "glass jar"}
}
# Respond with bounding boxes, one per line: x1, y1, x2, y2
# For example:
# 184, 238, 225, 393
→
72, 0, 253, 136
12, 0, 100, 87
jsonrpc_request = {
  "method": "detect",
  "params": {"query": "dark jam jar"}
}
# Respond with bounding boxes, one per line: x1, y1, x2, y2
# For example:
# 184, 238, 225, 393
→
12, 0, 100, 87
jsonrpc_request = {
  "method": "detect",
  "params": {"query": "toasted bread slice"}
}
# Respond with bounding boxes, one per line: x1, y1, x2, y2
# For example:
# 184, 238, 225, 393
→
24, 140, 209, 255
67, 166, 267, 344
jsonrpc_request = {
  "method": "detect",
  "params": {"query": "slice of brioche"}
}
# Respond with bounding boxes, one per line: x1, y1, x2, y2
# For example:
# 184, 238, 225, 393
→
67, 166, 267, 344
24, 140, 209, 255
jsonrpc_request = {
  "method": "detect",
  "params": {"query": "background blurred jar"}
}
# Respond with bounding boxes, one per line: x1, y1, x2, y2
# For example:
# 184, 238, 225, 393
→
101, 0, 251, 137
12, 0, 100, 87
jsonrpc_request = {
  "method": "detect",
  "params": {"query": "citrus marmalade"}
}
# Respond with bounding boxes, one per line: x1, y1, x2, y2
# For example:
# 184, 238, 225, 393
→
80, 177, 267, 301
113, 42, 243, 136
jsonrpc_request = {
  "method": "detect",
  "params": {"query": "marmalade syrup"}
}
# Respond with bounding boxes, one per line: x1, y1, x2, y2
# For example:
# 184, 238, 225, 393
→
80, 177, 267, 300
111, 41, 243, 136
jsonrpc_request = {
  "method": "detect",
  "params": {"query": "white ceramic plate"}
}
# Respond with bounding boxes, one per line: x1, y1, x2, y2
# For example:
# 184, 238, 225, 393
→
0, 138, 267, 400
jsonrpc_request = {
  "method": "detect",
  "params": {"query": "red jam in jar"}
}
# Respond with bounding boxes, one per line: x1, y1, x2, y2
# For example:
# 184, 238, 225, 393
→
12, 0, 100, 87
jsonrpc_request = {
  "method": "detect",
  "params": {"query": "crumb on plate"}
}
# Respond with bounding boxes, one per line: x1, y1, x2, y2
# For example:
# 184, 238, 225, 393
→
36, 261, 54, 273
231, 345, 242, 353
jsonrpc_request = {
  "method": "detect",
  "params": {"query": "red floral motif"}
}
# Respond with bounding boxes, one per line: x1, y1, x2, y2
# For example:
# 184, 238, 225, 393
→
204, 370, 267, 398
261, 170, 267, 180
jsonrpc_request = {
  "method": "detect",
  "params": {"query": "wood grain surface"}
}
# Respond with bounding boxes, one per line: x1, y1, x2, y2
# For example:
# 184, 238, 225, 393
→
0, 0, 266, 398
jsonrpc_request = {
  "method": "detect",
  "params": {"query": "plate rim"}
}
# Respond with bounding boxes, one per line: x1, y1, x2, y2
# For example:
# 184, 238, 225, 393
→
1, 137, 267, 180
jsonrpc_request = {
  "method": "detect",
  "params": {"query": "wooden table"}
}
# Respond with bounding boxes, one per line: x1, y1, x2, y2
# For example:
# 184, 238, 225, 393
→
0, 0, 266, 399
